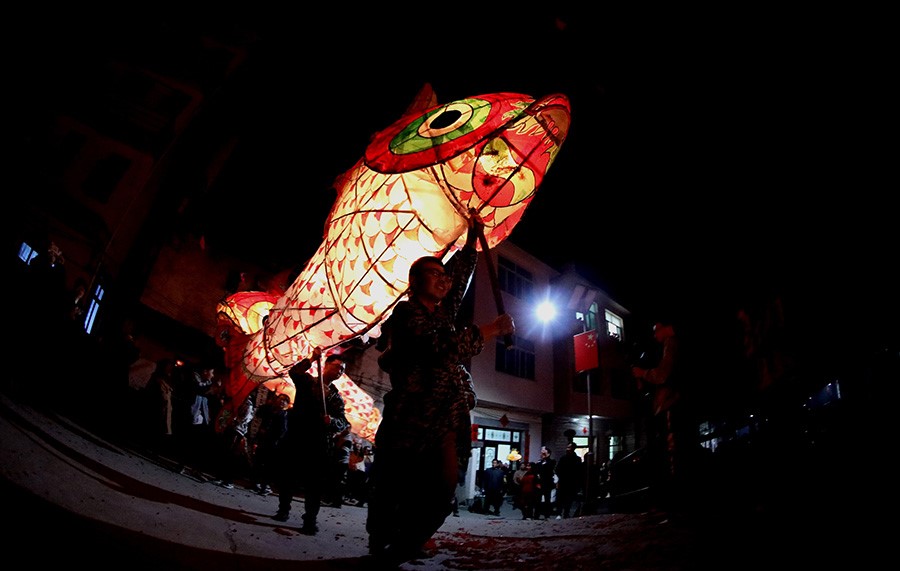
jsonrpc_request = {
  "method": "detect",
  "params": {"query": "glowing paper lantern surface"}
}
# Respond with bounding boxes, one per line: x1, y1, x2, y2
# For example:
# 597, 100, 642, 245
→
216, 291, 279, 336
333, 375, 380, 442
214, 291, 281, 421
260, 373, 380, 442
239, 89, 571, 385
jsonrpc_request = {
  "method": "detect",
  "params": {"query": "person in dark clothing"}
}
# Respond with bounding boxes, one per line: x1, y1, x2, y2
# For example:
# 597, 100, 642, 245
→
536, 446, 557, 519
555, 442, 584, 518
518, 462, 541, 520
482, 459, 507, 516
250, 392, 290, 496
366, 213, 515, 566
344, 443, 370, 507
632, 318, 686, 511
272, 348, 349, 535
210, 392, 255, 489
324, 431, 353, 507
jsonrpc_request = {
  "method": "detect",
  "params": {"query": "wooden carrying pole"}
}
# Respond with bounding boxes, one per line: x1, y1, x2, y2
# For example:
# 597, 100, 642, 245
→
476, 229, 513, 349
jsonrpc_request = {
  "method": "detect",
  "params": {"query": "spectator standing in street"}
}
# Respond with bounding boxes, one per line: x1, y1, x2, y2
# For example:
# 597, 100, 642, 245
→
482, 459, 507, 516
324, 430, 353, 507
518, 462, 541, 520
211, 392, 255, 489
176, 363, 217, 478
344, 442, 369, 507
555, 442, 584, 518
250, 392, 290, 496
536, 446, 557, 519
511, 461, 529, 515
145, 358, 176, 450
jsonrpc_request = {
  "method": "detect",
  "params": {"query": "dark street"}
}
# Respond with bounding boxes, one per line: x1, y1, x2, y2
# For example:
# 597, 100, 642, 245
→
1, 384, 885, 570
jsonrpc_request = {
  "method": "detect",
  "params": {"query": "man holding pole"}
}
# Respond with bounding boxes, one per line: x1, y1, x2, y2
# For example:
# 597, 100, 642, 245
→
272, 347, 349, 535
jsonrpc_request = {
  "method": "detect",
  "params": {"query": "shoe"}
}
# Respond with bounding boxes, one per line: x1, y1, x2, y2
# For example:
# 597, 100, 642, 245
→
556, 515, 562, 520
301, 515, 319, 534
257, 485, 271, 496
272, 511, 290, 522
377, 545, 426, 566
219, 481, 234, 489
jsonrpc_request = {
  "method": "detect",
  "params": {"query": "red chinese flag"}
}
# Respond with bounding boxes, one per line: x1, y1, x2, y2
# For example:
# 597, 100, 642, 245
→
573, 330, 599, 373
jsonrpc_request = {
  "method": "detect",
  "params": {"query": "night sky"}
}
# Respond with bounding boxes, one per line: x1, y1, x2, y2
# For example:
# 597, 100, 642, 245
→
14, 8, 896, 353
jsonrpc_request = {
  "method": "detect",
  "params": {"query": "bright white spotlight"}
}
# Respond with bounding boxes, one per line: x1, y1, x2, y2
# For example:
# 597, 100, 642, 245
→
536, 301, 557, 323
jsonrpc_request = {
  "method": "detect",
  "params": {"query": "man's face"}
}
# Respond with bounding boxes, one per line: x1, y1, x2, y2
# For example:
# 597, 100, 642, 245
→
416, 262, 450, 301
323, 358, 346, 381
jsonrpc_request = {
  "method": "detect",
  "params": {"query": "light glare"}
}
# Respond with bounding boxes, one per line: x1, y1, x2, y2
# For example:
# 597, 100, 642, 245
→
536, 301, 557, 323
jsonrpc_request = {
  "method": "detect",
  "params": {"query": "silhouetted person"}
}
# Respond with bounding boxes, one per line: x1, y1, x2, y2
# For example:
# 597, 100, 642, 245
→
632, 318, 684, 511
555, 442, 584, 518
366, 213, 515, 566
250, 392, 290, 495
536, 446, 557, 519
272, 348, 349, 535
482, 459, 507, 516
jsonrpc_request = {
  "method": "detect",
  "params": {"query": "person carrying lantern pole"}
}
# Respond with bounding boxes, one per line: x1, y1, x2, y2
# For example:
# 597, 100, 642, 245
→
366, 212, 516, 566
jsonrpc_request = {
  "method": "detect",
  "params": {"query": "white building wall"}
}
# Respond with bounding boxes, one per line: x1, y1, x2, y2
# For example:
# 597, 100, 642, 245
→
468, 240, 558, 415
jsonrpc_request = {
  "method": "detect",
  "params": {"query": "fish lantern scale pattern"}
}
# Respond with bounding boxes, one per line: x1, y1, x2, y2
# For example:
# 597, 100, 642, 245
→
241, 91, 571, 384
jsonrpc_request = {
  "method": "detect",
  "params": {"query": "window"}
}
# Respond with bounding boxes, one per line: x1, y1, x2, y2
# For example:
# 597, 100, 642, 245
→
605, 309, 624, 340
485, 428, 512, 442
572, 436, 589, 460
608, 435, 623, 461
496, 335, 535, 380
83, 282, 105, 335
497, 256, 533, 299
575, 301, 600, 332
17, 242, 39, 265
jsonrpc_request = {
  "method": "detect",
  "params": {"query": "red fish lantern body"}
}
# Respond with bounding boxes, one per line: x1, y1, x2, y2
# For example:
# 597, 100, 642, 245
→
219, 89, 570, 428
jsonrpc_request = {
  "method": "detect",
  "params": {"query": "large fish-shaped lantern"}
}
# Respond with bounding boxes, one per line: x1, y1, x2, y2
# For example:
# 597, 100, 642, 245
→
239, 88, 571, 387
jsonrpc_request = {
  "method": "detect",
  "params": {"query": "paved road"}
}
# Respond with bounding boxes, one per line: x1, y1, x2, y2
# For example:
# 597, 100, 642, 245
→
0, 389, 880, 570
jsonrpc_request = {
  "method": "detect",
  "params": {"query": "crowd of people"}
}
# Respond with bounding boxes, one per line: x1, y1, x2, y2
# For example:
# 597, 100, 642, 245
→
137, 352, 377, 531
15, 220, 640, 568
13, 238, 379, 532
469, 442, 591, 521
